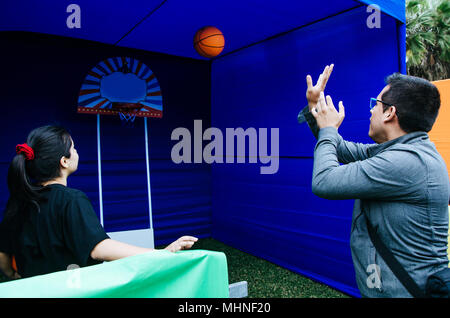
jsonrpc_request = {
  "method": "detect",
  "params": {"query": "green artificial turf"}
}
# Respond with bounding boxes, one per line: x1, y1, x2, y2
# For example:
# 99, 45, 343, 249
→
189, 238, 350, 298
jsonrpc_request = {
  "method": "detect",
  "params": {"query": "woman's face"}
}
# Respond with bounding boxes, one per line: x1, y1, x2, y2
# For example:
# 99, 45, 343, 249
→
67, 138, 79, 174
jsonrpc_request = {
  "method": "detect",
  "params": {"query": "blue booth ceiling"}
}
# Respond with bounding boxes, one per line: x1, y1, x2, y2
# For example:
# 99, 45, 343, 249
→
0, 0, 405, 60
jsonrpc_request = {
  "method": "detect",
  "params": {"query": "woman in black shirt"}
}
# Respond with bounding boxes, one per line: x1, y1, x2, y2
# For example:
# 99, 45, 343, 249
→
0, 125, 197, 279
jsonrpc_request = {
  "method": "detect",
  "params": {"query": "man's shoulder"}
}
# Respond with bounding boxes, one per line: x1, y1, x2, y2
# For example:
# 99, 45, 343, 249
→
386, 139, 442, 160
377, 142, 447, 177
380, 142, 426, 155
373, 144, 426, 172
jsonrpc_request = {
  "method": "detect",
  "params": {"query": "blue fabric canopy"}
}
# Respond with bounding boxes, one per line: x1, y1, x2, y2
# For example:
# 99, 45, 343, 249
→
0, 0, 406, 297
0, 0, 405, 59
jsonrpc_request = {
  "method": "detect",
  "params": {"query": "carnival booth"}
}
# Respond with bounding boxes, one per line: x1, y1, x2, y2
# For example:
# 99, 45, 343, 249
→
0, 0, 406, 297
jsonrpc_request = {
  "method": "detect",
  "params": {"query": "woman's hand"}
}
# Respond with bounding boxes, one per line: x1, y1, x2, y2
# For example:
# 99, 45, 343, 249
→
164, 236, 198, 253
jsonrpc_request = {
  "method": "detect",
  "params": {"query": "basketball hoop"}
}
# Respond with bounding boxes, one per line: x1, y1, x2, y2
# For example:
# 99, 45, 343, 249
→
77, 57, 163, 249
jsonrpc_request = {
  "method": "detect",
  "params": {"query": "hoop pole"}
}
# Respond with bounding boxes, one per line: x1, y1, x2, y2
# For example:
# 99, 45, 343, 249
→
144, 117, 153, 229
97, 114, 104, 227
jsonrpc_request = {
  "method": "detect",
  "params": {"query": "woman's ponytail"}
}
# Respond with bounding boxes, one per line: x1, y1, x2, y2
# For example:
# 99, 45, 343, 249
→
4, 125, 72, 225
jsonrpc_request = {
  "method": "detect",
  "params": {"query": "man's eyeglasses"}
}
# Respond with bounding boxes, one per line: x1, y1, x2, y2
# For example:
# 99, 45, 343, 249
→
370, 98, 393, 110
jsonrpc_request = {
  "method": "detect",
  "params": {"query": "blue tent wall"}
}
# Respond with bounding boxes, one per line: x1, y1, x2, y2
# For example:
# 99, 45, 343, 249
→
0, 32, 212, 247
211, 6, 402, 297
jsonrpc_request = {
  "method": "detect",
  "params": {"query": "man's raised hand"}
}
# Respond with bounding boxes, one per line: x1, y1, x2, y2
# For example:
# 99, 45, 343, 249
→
310, 92, 345, 130
306, 64, 334, 112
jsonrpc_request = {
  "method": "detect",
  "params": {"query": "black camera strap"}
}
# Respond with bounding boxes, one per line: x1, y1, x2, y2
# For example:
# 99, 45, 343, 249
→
365, 214, 426, 298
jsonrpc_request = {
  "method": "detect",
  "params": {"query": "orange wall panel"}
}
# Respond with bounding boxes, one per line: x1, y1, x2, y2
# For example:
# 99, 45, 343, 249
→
428, 79, 450, 180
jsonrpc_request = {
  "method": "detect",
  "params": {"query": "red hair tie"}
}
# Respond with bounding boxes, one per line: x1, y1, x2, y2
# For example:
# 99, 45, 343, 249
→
16, 143, 35, 160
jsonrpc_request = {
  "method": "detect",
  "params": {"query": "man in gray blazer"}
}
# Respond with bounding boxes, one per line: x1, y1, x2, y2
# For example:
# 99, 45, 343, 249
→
298, 65, 449, 297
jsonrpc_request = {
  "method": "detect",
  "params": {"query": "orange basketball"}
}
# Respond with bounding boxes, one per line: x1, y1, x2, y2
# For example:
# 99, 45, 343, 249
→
194, 26, 225, 58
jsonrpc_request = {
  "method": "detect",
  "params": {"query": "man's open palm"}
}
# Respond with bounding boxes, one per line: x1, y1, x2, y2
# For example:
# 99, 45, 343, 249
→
306, 64, 334, 111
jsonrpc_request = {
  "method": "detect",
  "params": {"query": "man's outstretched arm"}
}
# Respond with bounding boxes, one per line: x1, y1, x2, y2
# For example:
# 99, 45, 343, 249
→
309, 93, 424, 201
311, 126, 424, 201
299, 104, 376, 163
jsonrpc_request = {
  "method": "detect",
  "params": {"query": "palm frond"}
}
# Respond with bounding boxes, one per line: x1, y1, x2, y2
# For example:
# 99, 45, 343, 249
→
406, 0, 450, 80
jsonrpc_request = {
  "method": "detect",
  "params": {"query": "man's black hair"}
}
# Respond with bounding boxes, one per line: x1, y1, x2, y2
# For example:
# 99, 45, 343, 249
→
381, 73, 441, 133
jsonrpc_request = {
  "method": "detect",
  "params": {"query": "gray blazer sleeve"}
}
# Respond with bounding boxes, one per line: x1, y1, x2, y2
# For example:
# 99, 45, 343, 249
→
298, 105, 376, 163
311, 127, 425, 201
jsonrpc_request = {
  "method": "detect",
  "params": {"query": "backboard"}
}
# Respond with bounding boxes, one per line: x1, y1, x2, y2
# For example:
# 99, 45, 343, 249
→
77, 57, 163, 118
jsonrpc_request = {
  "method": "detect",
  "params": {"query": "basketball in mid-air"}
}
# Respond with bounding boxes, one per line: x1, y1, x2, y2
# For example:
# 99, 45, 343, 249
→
194, 26, 225, 58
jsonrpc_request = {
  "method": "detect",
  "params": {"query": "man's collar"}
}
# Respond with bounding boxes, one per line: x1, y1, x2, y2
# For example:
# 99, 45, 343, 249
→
368, 131, 429, 156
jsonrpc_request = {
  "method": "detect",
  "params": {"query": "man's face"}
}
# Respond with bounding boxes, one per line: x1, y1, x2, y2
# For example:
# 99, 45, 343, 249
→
368, 85, 391, 143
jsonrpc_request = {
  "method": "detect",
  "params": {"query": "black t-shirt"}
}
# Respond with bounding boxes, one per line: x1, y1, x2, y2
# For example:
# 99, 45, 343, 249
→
0, 184, 109, 278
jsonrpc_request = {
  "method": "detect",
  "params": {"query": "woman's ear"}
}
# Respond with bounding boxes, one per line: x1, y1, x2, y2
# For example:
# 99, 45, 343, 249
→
59, 156, 70, 169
